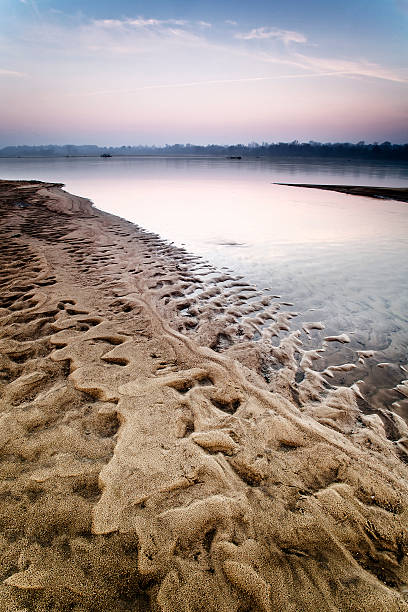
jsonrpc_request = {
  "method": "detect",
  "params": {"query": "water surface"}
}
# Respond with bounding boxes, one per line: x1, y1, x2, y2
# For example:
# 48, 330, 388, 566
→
1, 156, 407, 410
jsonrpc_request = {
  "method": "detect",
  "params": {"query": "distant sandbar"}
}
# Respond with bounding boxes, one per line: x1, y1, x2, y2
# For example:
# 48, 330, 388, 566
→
275, 183, 408, 202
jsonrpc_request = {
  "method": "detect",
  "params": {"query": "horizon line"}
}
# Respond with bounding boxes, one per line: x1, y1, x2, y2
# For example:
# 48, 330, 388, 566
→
1, 141, 407, 149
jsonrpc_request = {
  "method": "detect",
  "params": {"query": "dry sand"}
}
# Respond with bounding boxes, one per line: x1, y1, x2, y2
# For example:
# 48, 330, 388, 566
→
0, 179, 408, 611
275, 183, 408, 203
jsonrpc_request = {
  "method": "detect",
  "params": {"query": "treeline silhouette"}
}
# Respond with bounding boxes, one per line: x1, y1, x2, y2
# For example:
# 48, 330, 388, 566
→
1, 141, 407, 160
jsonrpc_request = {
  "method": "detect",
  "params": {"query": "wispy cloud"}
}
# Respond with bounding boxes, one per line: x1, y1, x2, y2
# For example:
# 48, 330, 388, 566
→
85, 16, 204, 50
0, 68, 27, 77
235, 27, 307, 44
11, 15, 406, 87
225, 20, 238, 26
294, 53, 407, 83
72, 17, 205, 54
197, 21, 212, 28
19, 0, 41, 19
93, 18, 188, 28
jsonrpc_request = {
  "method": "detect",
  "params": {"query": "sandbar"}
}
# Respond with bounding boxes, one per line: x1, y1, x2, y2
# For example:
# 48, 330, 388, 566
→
275, 183, 408, 202
0, 179, 408, 611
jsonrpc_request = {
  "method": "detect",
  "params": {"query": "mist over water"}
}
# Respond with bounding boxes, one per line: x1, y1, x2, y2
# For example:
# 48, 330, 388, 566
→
1, 155, 408, 413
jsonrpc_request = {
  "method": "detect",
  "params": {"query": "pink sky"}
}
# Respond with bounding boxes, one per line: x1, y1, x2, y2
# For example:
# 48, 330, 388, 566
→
1, 1, 407, 145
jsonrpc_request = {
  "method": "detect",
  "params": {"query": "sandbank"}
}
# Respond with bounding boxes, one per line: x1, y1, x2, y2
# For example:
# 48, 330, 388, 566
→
275, 183, 408, 202
1, 179, 408, 611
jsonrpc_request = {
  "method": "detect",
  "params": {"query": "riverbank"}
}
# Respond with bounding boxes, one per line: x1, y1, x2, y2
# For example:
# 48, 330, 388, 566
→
1, 179, 408, 611
275, 182, 408, 202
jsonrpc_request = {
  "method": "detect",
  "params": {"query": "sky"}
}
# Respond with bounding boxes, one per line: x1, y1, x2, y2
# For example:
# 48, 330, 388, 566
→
0, 0, 407, 146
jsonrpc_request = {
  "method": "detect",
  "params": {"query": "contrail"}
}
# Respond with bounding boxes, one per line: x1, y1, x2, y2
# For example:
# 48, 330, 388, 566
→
81, 71, 355, 97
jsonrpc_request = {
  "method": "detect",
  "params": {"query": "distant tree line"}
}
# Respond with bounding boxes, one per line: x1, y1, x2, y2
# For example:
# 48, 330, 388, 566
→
0, 141, 407, 160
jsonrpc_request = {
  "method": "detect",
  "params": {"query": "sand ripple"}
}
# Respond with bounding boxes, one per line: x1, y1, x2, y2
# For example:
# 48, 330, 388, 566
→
0, 180, 407, 611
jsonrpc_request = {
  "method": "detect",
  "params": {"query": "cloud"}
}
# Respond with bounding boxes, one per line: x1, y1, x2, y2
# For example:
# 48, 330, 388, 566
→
11, 14, 406, 87
85, 19, 403, 85
87, 17, 203, 48
294, 53, 407, 83
73, 17, 204, 54
93, 18, 188, 28
235, 27, 307, 44
0, 68, 27, 77
225, 20, 238, 26
19, 0, 41, 18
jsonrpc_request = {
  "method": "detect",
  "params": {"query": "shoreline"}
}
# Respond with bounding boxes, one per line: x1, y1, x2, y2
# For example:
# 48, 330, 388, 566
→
1, 179, 408, 611
275, 182, 408, 202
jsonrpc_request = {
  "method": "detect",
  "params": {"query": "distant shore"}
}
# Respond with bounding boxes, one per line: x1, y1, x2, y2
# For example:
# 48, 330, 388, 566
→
1, 141, 407, 162
275, 182, 408, 203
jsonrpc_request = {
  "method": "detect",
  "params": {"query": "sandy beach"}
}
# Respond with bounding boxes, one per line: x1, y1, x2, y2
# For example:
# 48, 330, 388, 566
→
1, 179, 408, 611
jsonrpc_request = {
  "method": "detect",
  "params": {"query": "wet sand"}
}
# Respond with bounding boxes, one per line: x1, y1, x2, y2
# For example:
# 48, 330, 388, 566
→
1, 179, 408, 611
275, 183, 408, 202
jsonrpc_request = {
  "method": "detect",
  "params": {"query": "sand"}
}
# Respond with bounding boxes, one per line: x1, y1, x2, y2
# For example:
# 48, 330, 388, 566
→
275, 183, 408, 203
0, 179, 408, 611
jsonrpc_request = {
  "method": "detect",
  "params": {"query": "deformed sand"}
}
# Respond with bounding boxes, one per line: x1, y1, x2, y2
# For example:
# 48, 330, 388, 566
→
0, 179, 408, 611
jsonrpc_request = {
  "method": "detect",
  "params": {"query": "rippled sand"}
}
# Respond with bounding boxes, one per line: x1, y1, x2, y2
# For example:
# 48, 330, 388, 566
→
1, 180, 408, 611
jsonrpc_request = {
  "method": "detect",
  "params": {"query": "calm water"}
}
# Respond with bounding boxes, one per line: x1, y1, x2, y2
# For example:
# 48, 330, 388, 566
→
1, 156, 408, 405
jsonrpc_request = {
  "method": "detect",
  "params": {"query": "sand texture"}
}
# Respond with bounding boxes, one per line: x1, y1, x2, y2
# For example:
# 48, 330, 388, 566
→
275, 183, 408, 203
1, 179, 408, 611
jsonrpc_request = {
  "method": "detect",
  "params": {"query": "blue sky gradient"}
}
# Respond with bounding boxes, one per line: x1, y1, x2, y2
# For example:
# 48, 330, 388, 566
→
1, 0, 407, 145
